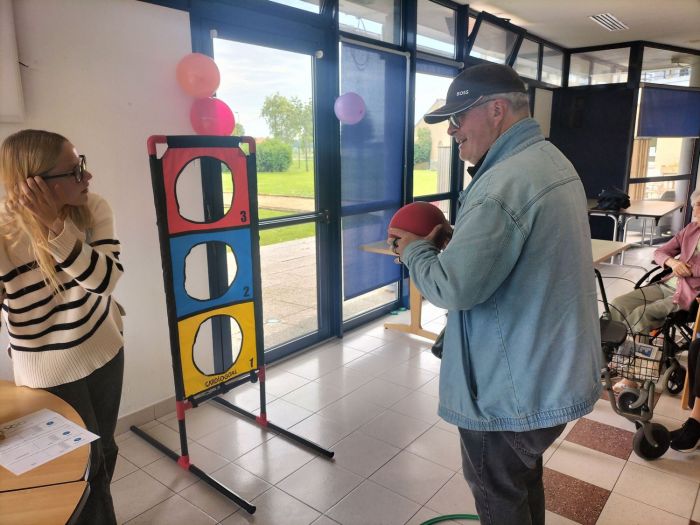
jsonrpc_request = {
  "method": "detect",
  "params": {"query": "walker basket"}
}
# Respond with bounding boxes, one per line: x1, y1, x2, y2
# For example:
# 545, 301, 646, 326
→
610, 351, 662, 383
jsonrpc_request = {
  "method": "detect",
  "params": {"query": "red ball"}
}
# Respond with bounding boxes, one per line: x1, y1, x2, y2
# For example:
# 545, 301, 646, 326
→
389, 202, 447, 237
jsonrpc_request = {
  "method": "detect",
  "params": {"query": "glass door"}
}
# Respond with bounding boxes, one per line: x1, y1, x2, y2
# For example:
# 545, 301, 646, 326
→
205, 20, 333, 360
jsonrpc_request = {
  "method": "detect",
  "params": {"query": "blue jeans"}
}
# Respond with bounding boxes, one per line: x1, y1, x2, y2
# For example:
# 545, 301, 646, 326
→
458, 424, 565, 525
47, 349, 124, 525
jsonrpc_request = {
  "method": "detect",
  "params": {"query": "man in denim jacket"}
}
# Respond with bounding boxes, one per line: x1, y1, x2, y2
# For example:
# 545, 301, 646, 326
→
389, 64, 601, 525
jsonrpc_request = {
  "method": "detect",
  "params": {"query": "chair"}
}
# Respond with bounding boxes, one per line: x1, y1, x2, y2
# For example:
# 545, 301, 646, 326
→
655, 190, 677, 238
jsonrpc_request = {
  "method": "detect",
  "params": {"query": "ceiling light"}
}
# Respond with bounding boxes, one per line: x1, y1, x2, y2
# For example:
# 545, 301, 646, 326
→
589, 13, 629, 32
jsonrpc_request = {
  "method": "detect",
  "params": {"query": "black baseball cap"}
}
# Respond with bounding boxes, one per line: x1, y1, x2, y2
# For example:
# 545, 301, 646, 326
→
423, 63, 527, 124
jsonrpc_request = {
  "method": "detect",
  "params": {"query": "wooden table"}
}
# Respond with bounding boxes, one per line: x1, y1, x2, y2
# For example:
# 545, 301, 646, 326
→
0, 380, 90, 523
361, 241, 439, 341
0, 480, 89, 525
361, 238, 628, 341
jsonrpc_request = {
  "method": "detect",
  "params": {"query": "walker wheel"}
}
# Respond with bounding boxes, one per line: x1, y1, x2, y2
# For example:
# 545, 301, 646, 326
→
633, 423, 670, 460
618, 391, 642, 414
666, 367, 686, 395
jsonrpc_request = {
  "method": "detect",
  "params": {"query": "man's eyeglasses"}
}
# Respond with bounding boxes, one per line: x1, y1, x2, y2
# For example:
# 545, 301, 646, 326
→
448, 97, 489, 128
40, 155, 86, 183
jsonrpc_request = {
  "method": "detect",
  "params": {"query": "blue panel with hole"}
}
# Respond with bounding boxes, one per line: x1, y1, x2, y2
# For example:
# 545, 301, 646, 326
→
170, 229, 253, 318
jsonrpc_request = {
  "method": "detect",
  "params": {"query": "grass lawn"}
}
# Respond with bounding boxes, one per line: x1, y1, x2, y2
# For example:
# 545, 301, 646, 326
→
224, 163, 439, 199
258, 209, 315, 246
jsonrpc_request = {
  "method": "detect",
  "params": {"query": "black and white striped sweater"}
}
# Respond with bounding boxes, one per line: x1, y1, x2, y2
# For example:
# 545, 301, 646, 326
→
0, 193, 124, 388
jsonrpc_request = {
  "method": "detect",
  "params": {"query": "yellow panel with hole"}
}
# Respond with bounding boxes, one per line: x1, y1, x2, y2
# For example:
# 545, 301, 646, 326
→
178, 302, 258, 398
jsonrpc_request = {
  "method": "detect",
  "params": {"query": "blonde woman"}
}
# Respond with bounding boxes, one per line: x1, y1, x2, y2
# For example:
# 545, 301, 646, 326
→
0, 130, 124, 524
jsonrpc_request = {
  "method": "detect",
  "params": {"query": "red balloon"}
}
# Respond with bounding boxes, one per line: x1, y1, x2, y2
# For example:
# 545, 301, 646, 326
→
389, 202, 448, 237
176, 53, 221, 98
190, 98, 235, 136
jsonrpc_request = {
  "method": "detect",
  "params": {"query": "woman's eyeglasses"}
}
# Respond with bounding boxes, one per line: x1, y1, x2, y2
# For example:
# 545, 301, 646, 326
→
40, 155, 86, 183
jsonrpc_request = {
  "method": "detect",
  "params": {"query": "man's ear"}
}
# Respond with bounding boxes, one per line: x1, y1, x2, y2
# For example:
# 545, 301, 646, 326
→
491, 99, 508, 119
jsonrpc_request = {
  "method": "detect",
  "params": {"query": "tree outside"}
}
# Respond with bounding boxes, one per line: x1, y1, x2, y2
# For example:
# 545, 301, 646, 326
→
413, 127, 432, 167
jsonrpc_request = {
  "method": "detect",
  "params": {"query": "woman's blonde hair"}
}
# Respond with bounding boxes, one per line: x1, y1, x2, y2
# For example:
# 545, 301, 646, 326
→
0, 129, 92, 293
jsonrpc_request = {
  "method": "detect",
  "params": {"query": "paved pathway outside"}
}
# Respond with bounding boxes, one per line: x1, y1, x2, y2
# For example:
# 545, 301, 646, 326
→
257, 194, 315, 212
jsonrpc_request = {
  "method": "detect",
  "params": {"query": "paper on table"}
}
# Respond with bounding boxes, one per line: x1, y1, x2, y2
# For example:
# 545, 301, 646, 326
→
0, 408, 98, 476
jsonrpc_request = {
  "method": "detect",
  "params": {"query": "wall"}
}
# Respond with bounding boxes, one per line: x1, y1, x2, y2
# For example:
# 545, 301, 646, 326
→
0, 0, 193, 417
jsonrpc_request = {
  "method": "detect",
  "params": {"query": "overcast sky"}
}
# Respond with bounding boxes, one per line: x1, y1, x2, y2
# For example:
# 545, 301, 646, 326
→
214, 39, 454, 138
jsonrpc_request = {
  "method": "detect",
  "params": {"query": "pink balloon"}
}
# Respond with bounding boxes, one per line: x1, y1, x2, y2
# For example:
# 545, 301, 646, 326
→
176, 53, 221, 98
190, 98, 235, 136
334, 92, 366, 125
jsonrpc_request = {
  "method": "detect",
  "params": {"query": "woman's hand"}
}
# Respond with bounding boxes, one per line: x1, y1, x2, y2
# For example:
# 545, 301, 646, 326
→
666, 257, 692, 278
12, 177, 65, 234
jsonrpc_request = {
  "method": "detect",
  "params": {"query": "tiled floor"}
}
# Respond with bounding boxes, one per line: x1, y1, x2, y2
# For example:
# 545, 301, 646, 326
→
112, 244, 700, 524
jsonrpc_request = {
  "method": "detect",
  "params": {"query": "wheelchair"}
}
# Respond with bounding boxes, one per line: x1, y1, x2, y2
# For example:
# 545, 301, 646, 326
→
632, 265, 693, 395
597, 269, 672, 460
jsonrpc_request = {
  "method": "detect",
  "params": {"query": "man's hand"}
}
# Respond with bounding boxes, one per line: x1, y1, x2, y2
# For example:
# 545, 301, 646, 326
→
666, 258, 692, 278
387, 223, 451, 263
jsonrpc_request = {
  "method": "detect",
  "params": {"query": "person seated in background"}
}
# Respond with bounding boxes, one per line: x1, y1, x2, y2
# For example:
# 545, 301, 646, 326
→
671, 338, 700, 452
610, 189, 700, 392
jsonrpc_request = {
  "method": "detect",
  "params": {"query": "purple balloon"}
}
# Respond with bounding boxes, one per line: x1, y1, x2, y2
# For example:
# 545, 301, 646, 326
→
334, 92, 366, 125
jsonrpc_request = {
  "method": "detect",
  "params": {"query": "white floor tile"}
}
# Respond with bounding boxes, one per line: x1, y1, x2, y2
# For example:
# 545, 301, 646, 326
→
234, 436, 316, 484
344, 352, 397, 377
112, 470, 174, 523
613, 461, 699, 518
339, 333, 387, 352
282, 380, 346, 412
654, 393, 692, 423
314, 366, 373, 395
390, 390, 440, 424
216, 383, 274, 413
316, 394, 385, 432
221, 486, 321, 525
263, 368, 312, 397
112, 454, 139, 482
330, 431, 401, 478
209, 462, 272, 502
627, 441, 700, 483
360, 409, 432, 449
335, 377, 412, 408
326, 479, 420, 525
287, 413, 351, 448
404, 506, 464, 525
179, 479, 242, 522
597, 492, 688, 525
425, 472, 477, 516
544, 510, 580, 524
546, 441, 626, 491
404, 351, 442, 374
405, 426, 462, 471
418, 376, 441, 398
142, 456, 200, 492
185, 441, 232, 475
370, 450, 453, 505
277, 457, 364, 512
124, 494, 216, 524
311, 516, 341, 525
117, 432, 166, 468
161, 403, 237, 440
196, 418, 275, 461
584, 398, 637, 432
379, 363, 436, 389
254, 397, 314, 429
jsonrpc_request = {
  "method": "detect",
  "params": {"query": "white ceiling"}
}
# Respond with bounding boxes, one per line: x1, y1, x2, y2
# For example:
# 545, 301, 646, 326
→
462, 0, 700, 52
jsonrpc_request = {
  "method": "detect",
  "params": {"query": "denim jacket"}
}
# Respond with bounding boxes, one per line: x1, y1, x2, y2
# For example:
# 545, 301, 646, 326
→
403, 118, 602, 431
